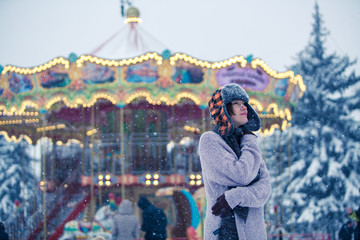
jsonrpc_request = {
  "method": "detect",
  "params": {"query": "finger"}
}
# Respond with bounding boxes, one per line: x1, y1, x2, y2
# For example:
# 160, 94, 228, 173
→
213, 197, 224, 210
212, 210, 220, 216
211, 202, 221, 212
212, 207, 221, 216
211, 202, 217, 211
212, 204, 223, 215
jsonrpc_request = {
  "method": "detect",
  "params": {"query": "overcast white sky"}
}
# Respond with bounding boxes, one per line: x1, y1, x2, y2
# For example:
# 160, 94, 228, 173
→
0, 0, 359, 73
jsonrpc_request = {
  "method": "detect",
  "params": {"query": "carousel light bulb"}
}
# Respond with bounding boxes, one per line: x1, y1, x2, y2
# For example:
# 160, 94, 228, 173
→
154, 174, 159, 179
153, 180, 159, 185
190, 180, 195, 185
196, 175, 202, 180
281, 120, 288, 131
105, 181, 111, 186
145, 180, 151, 185
196, 180, 202, 185
190, 174, 195, 180
146, 174, 151, 179
99, 181, 104, 186
105, 175, 111, 180
279, 110, 285, 119
98, 175, 104, 180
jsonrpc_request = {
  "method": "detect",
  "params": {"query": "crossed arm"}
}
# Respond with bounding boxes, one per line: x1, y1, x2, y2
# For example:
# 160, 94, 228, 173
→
199, 132, 272, 211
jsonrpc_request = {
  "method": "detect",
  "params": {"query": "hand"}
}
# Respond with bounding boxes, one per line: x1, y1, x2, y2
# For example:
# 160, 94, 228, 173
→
211, 194, 231, 218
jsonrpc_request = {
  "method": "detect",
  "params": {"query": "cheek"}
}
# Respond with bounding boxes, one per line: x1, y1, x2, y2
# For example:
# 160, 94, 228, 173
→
234, 107, 242, 114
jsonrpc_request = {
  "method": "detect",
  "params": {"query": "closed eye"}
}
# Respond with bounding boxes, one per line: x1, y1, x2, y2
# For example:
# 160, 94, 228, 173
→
232, 101, 245, 106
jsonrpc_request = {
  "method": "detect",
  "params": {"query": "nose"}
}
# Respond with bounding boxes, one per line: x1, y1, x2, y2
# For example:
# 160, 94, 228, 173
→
240, 103, 247, 110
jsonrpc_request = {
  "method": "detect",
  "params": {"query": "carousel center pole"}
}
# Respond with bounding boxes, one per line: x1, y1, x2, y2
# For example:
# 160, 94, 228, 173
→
120, 107, 125, 199
33, 140, 37, 216
189, 104, 193, 173
41, 113, 47, 240
90, 106, 95, 221
96, 106, 102, 207
50, 138, 55, 186
81, 107, 85, 176
172, 106, 176, 172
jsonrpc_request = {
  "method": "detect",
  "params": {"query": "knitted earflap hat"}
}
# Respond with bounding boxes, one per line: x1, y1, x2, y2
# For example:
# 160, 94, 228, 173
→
208, 83, 261, 136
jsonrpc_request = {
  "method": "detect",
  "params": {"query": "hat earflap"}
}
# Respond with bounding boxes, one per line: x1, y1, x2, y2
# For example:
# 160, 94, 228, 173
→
243, 103, 261, 131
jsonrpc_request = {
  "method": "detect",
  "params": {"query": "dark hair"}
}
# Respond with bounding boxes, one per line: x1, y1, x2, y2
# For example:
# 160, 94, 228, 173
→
226, 102, 234, 115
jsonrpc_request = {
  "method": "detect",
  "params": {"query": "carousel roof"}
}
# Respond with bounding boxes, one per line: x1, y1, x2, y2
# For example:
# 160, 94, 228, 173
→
90, 7, 168, 60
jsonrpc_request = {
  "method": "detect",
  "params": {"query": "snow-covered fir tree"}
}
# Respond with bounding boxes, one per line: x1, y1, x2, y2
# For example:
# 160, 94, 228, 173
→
0, 136, 39, 222
262, 2, 360, 238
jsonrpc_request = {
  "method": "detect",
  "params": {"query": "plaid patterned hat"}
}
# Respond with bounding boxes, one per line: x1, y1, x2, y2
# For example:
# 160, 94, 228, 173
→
208, 83, 261, 136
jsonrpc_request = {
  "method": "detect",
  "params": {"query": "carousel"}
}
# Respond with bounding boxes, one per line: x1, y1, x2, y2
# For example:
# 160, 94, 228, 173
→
0, 6, 305, 240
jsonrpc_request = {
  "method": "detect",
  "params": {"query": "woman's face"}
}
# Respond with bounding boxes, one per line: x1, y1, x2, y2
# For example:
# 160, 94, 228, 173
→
230, 100, 248, 128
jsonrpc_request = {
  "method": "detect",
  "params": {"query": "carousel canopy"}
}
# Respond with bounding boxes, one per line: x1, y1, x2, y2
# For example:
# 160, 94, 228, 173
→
0, 50, 305, 142
0, 6, 305, 144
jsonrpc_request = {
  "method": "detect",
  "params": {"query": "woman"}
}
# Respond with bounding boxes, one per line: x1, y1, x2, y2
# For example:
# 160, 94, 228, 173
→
199, 83, 272, 239
111, 199, 140, 240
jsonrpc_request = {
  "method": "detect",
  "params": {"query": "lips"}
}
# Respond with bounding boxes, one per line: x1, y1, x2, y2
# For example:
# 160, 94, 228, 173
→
240, 112, 247, 115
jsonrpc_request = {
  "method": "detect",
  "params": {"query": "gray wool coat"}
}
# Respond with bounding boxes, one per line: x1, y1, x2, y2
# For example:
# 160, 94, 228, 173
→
199, 131, 272, 240
111, 200, 140, 240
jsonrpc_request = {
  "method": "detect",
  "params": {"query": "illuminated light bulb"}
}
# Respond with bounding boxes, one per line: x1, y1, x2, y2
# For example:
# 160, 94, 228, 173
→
145, 180, 151, 185
99, 181, 104, 186
196, 180, 202, 185
154, 174, 159, 179
190, 180, 195, 185
190, 174, 195, 180
75, 99, 83, 104
105, 175, 111, 180
281, 120, 288, 131
146, 174, 151, 179
105, 181, 111, 186
196, 175, 202, 179
279, 110, 285, 119
153, 180, 159, 185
